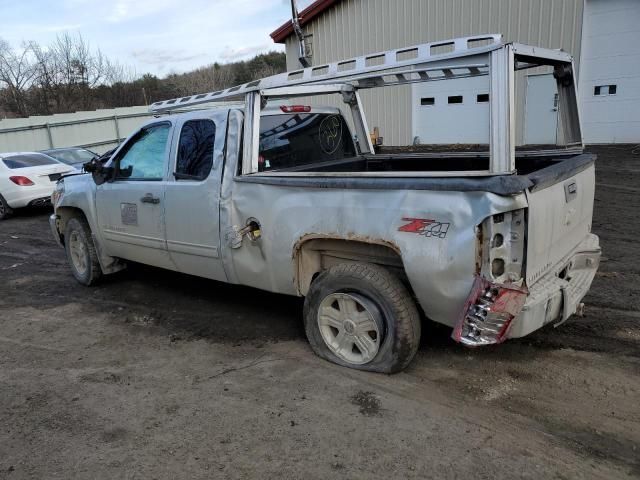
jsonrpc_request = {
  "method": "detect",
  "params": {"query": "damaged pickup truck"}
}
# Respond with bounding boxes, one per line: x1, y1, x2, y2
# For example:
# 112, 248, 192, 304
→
50, 35, 600, 373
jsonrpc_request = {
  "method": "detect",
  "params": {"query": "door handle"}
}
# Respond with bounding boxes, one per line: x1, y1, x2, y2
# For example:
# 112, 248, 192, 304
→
140, 193, 160, 204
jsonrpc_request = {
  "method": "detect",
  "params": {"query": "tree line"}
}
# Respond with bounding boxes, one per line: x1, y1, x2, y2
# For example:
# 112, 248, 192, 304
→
0, 33, 287, 118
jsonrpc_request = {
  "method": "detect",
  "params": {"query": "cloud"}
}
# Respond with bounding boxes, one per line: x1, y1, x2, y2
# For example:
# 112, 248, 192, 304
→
2, 0, 292, 76
131, 48, 207, 66
3, 23, 83, 36
40, 24, 83, 32
219, 43, 276, 62
107, 0, 174, 22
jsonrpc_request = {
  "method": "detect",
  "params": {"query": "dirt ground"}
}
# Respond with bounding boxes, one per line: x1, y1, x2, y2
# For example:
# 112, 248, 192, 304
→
0, 145, 638, 479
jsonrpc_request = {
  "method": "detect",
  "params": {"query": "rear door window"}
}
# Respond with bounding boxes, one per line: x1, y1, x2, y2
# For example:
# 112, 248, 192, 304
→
258, 113, 355, 172
175, 120, 216, 180
2, 154, 58, 169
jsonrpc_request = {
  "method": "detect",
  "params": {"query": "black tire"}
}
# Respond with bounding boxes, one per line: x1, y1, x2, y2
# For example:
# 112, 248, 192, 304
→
64, 216, 102, 286
0, 194, 13, 220
303, 262, 421, 373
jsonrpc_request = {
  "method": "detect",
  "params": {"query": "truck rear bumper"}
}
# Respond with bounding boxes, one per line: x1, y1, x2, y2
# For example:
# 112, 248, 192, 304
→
453, 233, 601, 346
507, 233, 601, 338
6, 185, 55, 209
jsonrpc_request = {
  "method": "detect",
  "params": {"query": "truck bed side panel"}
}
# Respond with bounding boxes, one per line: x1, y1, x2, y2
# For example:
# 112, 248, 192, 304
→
223, 180, 527, 327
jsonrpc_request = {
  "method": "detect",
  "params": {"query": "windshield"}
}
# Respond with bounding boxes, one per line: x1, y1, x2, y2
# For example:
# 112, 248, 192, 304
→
2, 154, 59, 169
44, 149, 95, 165
259, 113, 355, 172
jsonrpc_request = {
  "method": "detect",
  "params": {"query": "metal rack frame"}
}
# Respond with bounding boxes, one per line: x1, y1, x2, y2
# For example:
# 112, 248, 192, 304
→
149, 34, 580, 177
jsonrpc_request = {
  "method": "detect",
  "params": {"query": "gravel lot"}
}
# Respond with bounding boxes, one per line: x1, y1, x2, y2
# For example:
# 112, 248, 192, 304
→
0, 145, 638, 479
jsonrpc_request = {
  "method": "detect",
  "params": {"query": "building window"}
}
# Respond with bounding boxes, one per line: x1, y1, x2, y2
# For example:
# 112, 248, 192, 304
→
448, 95, 463, 104
421, 97, 435, 106
476, 93, 489, 103
594, 85, 617, 96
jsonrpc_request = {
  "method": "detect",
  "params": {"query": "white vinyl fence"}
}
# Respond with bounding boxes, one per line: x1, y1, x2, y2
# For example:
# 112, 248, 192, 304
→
0, 106, 155, 155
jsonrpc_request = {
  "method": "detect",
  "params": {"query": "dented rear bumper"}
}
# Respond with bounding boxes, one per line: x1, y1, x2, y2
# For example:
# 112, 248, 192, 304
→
453, 234, 601, 346
507, 233, 601, 338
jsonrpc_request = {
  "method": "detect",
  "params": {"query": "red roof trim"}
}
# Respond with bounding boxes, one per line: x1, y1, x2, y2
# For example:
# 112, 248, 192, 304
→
270, 0, 342, 44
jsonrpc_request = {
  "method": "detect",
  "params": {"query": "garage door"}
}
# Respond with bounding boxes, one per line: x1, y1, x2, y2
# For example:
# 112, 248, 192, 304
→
580, 0, 640, 143
412, 76, 490, 145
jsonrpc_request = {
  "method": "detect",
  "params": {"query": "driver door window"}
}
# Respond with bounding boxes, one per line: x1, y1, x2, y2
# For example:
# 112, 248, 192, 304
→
116, 123, 171, 180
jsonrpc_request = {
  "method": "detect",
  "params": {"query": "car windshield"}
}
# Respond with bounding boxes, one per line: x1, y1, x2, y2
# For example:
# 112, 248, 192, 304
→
2, 154, 59, 169
45, 149, 95, 165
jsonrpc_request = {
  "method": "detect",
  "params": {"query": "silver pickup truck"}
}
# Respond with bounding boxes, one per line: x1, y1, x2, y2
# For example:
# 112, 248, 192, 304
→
50, 35, 600, 373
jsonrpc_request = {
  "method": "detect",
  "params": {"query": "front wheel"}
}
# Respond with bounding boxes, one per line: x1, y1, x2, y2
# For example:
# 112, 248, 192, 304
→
64, 216, 102, 286
303, 263, 421, 373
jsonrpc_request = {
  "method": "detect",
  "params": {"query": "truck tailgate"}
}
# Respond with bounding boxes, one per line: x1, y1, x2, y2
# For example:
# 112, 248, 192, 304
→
525, 162, 596, 286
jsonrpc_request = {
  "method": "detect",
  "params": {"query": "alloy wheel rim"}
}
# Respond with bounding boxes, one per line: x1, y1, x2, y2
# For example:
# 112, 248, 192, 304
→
317, 292, 382, 365
69, 231, 88, 275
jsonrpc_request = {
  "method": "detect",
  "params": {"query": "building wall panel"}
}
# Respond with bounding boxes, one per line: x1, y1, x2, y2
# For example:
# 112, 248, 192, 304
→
579, 0, 640, 143
285, 0, 584, 145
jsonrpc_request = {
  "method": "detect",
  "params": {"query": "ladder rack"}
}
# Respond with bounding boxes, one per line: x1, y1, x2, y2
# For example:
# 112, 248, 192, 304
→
149, 33, 503, 113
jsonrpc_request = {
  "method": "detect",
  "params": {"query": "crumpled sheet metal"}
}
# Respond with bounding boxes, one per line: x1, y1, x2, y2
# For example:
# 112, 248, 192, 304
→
452, 275, 529, 345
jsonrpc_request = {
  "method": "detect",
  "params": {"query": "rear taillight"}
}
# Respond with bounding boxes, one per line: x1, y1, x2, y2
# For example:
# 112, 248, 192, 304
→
452, 209, 529, 346
280, 105, 311, 113
9, 176, 34, 186
453, 277, 528, 346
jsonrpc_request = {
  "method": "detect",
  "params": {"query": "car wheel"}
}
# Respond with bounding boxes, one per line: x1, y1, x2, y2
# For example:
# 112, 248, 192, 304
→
304, 262, 421, 373
0, 194, 13, 220
64, 216, 102, 286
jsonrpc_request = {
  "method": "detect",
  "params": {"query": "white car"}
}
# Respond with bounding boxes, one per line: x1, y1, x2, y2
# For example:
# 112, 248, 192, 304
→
0, 152, 75, 220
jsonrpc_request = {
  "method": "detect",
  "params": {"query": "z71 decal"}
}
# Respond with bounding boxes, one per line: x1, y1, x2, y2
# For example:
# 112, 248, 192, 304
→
398, 217, 450, 239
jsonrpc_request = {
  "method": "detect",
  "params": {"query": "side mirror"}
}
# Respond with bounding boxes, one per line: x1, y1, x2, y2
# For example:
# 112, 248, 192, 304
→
84, 159, 115, 186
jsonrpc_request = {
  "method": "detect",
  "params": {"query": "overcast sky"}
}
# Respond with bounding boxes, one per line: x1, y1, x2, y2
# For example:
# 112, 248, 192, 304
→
0, 0, 314, 76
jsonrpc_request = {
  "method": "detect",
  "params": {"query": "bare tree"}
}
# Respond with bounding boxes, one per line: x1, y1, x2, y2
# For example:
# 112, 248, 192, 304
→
29, 40, 58, 114
0, 38, 37, 116
1, 32, 286, 117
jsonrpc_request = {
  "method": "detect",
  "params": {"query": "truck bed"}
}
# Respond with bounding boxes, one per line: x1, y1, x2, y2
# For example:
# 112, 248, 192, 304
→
240, 153, 595, 197
266, 145, 583, 174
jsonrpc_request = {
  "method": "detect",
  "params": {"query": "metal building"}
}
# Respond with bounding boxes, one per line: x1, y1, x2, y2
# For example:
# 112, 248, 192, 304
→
271, 0, 639, 145
579, 0, 640, 143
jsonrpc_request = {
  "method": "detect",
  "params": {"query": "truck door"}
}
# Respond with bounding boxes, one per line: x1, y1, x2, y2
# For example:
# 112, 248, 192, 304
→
95, 122, 174, 270
163, 113, 227, 282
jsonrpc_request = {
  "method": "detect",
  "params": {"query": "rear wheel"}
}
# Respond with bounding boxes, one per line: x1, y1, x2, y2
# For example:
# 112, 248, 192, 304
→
304, 262, 421, 373
0, 194, 13, 220
64, 216, 102, 286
